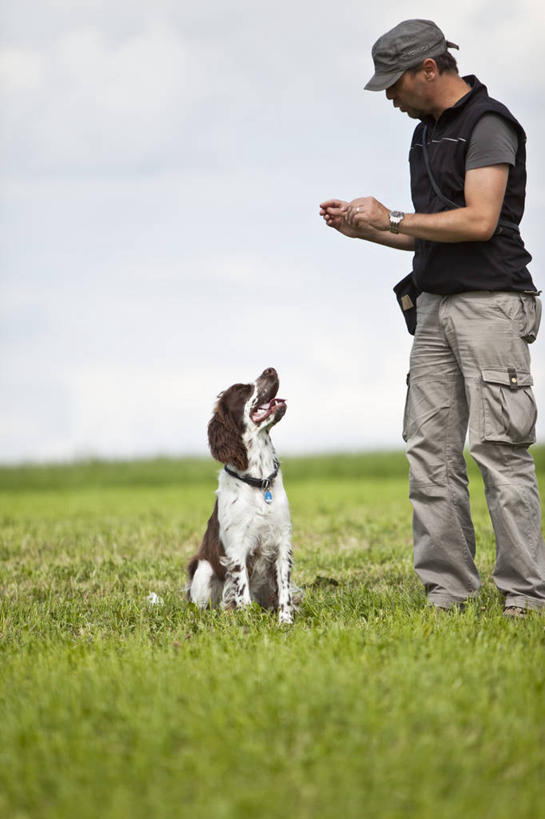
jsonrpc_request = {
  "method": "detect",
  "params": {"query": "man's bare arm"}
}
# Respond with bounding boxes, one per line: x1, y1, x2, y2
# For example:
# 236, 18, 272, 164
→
344, 164, 510, 243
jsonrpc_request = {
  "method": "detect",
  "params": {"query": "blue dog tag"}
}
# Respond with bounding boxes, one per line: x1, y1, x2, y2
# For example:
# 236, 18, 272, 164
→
264, 490, 273, 504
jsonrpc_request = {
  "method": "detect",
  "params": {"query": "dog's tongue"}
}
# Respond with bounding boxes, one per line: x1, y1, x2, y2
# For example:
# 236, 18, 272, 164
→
251, 398, 285, 422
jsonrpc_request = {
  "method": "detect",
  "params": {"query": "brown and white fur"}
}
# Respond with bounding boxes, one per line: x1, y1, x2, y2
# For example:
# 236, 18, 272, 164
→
187, 368, 297, 624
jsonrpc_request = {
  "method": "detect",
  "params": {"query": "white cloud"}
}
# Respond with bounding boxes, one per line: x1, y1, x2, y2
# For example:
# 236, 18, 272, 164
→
0, 25, 213, 173
0, 46, 44, 92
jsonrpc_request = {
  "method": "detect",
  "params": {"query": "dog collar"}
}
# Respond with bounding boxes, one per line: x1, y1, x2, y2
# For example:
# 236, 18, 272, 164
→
224, 459, 279, 490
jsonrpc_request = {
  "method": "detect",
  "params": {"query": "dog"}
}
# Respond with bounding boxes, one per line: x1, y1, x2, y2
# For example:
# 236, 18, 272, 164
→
187, 367, 297, 624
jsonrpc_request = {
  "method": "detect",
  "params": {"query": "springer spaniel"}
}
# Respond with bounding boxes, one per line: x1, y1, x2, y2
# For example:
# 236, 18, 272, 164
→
187, 367, 297, 624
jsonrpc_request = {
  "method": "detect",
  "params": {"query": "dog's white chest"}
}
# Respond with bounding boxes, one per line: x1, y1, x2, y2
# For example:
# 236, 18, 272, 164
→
217, 472, 290, 540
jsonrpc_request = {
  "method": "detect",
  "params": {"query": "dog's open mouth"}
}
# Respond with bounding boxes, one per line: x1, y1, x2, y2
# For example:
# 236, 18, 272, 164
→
250, 398, 286, 424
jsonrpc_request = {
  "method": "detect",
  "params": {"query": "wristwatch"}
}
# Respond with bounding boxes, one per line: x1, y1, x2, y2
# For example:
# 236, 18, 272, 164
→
389, 210, 405, 234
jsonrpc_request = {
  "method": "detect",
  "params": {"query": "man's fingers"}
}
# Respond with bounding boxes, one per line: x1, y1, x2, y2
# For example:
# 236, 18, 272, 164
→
320, 198, 346, 210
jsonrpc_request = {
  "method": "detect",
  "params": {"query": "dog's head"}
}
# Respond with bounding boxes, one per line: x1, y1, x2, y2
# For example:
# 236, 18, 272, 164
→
207, 367, 287, 470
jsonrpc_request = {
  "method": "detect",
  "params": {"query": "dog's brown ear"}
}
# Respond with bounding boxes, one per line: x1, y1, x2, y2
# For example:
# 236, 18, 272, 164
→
208, 397, 248, 472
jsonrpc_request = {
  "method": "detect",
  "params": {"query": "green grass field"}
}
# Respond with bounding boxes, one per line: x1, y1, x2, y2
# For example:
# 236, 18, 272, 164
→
1, 450, 545, 819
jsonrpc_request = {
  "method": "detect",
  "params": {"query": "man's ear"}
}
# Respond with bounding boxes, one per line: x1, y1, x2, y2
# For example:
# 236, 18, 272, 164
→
422, 57, 438, 81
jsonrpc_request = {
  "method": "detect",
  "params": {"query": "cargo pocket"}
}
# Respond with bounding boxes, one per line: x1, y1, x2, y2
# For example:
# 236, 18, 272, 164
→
402, 372, 410, 442
481, 368, 537, 445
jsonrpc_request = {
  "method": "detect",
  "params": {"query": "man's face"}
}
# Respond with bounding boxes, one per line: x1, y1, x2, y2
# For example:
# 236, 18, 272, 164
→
385, 69, 429, 119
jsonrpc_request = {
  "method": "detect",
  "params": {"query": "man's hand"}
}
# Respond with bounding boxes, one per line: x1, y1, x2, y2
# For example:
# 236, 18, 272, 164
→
319, 196, 415, 251
344, 197, 391, 232
320, 196, 392, 236
319, 199, 361, 238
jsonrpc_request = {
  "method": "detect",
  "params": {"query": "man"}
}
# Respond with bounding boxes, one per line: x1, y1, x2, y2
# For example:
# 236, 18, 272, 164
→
320, 19, 545, 616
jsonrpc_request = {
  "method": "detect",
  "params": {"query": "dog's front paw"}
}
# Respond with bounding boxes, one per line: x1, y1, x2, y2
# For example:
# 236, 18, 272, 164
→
278, 609, 294, 625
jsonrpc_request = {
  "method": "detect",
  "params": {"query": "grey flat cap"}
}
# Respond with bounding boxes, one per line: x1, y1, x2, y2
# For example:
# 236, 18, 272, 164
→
364, 19, 459, 91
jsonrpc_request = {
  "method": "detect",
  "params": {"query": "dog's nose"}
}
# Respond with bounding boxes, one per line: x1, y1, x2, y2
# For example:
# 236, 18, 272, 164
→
263, 367, 277, 377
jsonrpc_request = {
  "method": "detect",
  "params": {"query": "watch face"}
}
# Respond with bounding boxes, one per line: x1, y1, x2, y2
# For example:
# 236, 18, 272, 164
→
389, 211, 404, 233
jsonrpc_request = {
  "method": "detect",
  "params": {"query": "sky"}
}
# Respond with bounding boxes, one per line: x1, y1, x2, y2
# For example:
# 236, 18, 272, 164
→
1, 0, 544, 463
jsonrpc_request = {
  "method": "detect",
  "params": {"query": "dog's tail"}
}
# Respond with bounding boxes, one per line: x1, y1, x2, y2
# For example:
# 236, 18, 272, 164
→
187, 555, 199, 580
184, 555, 200, 601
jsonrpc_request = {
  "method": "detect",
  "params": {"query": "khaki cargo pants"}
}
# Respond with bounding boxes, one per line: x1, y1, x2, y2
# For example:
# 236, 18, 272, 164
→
404, 290, 545, 610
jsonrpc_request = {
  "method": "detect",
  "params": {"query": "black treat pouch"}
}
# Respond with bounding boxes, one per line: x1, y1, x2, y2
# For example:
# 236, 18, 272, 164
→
393, 273, 419, 335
